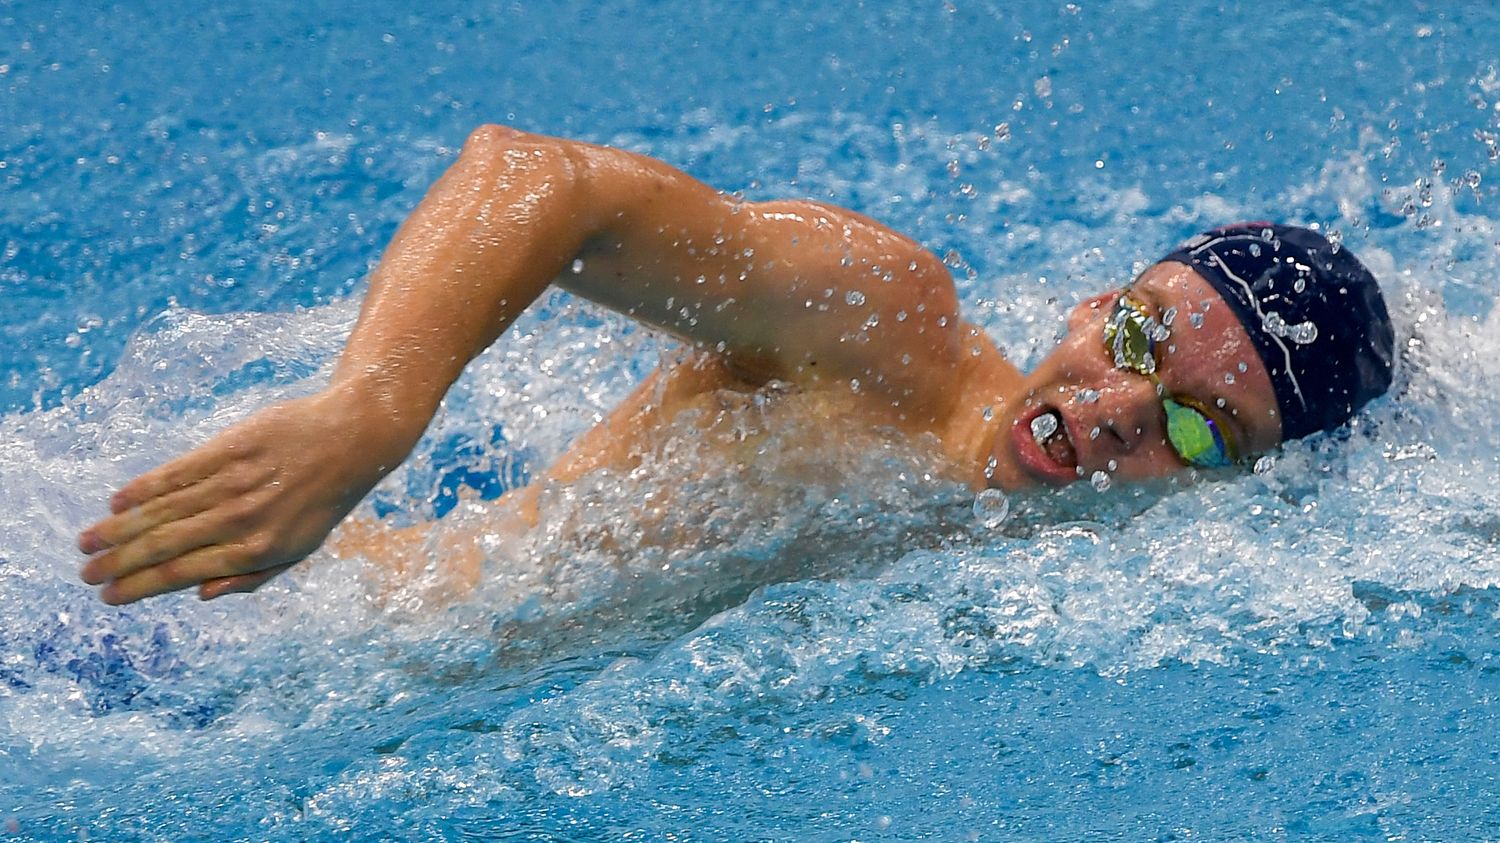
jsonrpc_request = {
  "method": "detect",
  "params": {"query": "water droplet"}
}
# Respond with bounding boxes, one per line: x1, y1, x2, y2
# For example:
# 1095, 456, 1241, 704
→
1030, 413, 1058, 442
1237, 361, 1248, 373
1189, 312, 1206, 329
1287, 321, 1318, 344
895, 310, 908, 322
570, 258, 585, 274
1253, 455, 1277, 474
972, 488, 1010, 529
1161, 306, 1177, 327
1076, 388, 1100, 404
1090, 470, 1112, 492
981, 405, 994, 421
846, 290, 866, 306
1089, 426, 1100, 440
1106, 459, 1118, 471
1224, 373, 1236, 384
1249, 243, 1262, 258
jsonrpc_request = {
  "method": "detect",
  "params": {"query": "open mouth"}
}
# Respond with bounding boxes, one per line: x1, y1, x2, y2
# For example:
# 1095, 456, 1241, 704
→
1011, 404, 1081, 484
1029, 409, 1079, 470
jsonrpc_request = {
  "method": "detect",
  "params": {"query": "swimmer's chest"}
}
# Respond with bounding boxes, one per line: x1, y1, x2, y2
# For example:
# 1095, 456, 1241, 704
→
664, 381, 955, 479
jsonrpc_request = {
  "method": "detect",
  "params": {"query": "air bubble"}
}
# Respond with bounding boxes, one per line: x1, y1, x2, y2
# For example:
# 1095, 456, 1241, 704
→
1189, 312, 1205, 329
972, 488, 1010, 528
1030, 413, 1058, 441
846, 290, 866, 306
1287, 322, 1317, 344
1076, 388, 1100, 404
570, 258, 585, 274
1253, 455, 1277, 474
1090, 470, 1112, 492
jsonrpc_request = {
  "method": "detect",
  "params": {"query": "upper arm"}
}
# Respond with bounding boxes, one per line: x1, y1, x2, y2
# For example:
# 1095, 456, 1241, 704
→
554, 141, 965, 413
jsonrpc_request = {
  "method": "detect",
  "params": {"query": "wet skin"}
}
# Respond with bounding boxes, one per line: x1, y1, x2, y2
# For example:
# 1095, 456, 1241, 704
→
76, 125, 1282, 604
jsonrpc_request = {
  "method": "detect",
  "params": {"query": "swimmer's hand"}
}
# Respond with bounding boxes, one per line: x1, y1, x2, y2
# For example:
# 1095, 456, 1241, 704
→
78, 387, 407, 603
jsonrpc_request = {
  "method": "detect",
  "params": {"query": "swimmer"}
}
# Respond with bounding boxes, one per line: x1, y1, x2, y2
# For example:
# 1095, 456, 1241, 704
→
75, 125, 1395, 604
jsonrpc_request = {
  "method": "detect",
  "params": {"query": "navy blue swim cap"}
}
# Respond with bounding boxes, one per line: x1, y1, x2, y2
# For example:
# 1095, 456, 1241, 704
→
1160, 223, 1395, 442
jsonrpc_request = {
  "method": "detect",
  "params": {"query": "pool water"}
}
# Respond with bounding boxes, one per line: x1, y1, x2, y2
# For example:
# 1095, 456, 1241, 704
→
4, 1, 1500, 839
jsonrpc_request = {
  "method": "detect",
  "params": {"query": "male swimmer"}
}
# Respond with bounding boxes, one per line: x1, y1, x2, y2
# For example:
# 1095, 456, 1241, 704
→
76, 125, 1395, 604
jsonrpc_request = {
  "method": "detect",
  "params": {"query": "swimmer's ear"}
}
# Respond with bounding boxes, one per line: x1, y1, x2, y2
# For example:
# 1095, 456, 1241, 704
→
1068, 290, 1121, 333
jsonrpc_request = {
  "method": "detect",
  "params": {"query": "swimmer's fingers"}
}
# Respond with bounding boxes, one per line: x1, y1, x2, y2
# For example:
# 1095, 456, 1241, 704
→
108, 439, 245, 516
98, 544, 283, 605
79, 487, 272, 585
78, 461, 271, 557
197, 564, 295, 601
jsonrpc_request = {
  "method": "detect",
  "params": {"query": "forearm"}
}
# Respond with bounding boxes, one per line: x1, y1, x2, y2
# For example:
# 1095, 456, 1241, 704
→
328, 126, 596, 460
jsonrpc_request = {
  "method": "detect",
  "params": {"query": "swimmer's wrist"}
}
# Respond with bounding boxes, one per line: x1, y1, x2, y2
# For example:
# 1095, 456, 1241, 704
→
319, 376, 436, 469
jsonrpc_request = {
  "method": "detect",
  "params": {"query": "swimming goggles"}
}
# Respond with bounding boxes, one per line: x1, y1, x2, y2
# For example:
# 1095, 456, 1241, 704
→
1102, 293, 1237, 468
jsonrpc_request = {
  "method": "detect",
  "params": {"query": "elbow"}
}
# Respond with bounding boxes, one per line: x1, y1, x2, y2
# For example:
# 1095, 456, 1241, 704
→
463, 123, 528, 151
458, 124, 582, 186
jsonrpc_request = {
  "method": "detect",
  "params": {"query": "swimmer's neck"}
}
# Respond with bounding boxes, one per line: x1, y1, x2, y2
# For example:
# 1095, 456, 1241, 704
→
933, 324, 1024, 490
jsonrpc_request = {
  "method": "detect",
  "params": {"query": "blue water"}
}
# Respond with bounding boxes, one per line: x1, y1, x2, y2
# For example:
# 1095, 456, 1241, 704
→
5, 1, 1500, 839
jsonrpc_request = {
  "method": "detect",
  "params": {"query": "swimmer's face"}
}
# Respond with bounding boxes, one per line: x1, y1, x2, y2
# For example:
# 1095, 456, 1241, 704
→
988, 262, 1283, 490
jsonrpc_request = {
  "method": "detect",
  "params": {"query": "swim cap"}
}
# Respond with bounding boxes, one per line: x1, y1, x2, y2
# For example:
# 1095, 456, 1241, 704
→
1160, 223, 1395, 441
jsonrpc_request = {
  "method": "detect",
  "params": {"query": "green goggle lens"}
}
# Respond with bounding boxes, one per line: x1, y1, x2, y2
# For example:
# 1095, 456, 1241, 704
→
1104, 298, 1158, 375
1163, 397, 1233, 468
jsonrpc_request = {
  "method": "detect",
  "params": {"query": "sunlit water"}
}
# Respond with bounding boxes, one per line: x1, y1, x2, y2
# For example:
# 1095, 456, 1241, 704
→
4, 1, 1500, 839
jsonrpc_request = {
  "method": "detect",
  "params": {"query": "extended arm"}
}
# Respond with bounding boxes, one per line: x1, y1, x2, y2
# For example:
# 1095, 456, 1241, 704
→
77, 125, 962, 603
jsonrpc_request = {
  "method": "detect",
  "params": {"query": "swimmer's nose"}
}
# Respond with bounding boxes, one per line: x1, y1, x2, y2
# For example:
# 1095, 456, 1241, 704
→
1079, 373, 1162, 458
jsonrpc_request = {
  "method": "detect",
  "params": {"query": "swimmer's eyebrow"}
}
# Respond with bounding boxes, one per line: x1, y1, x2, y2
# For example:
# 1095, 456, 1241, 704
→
1133, 286, 1250, 449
